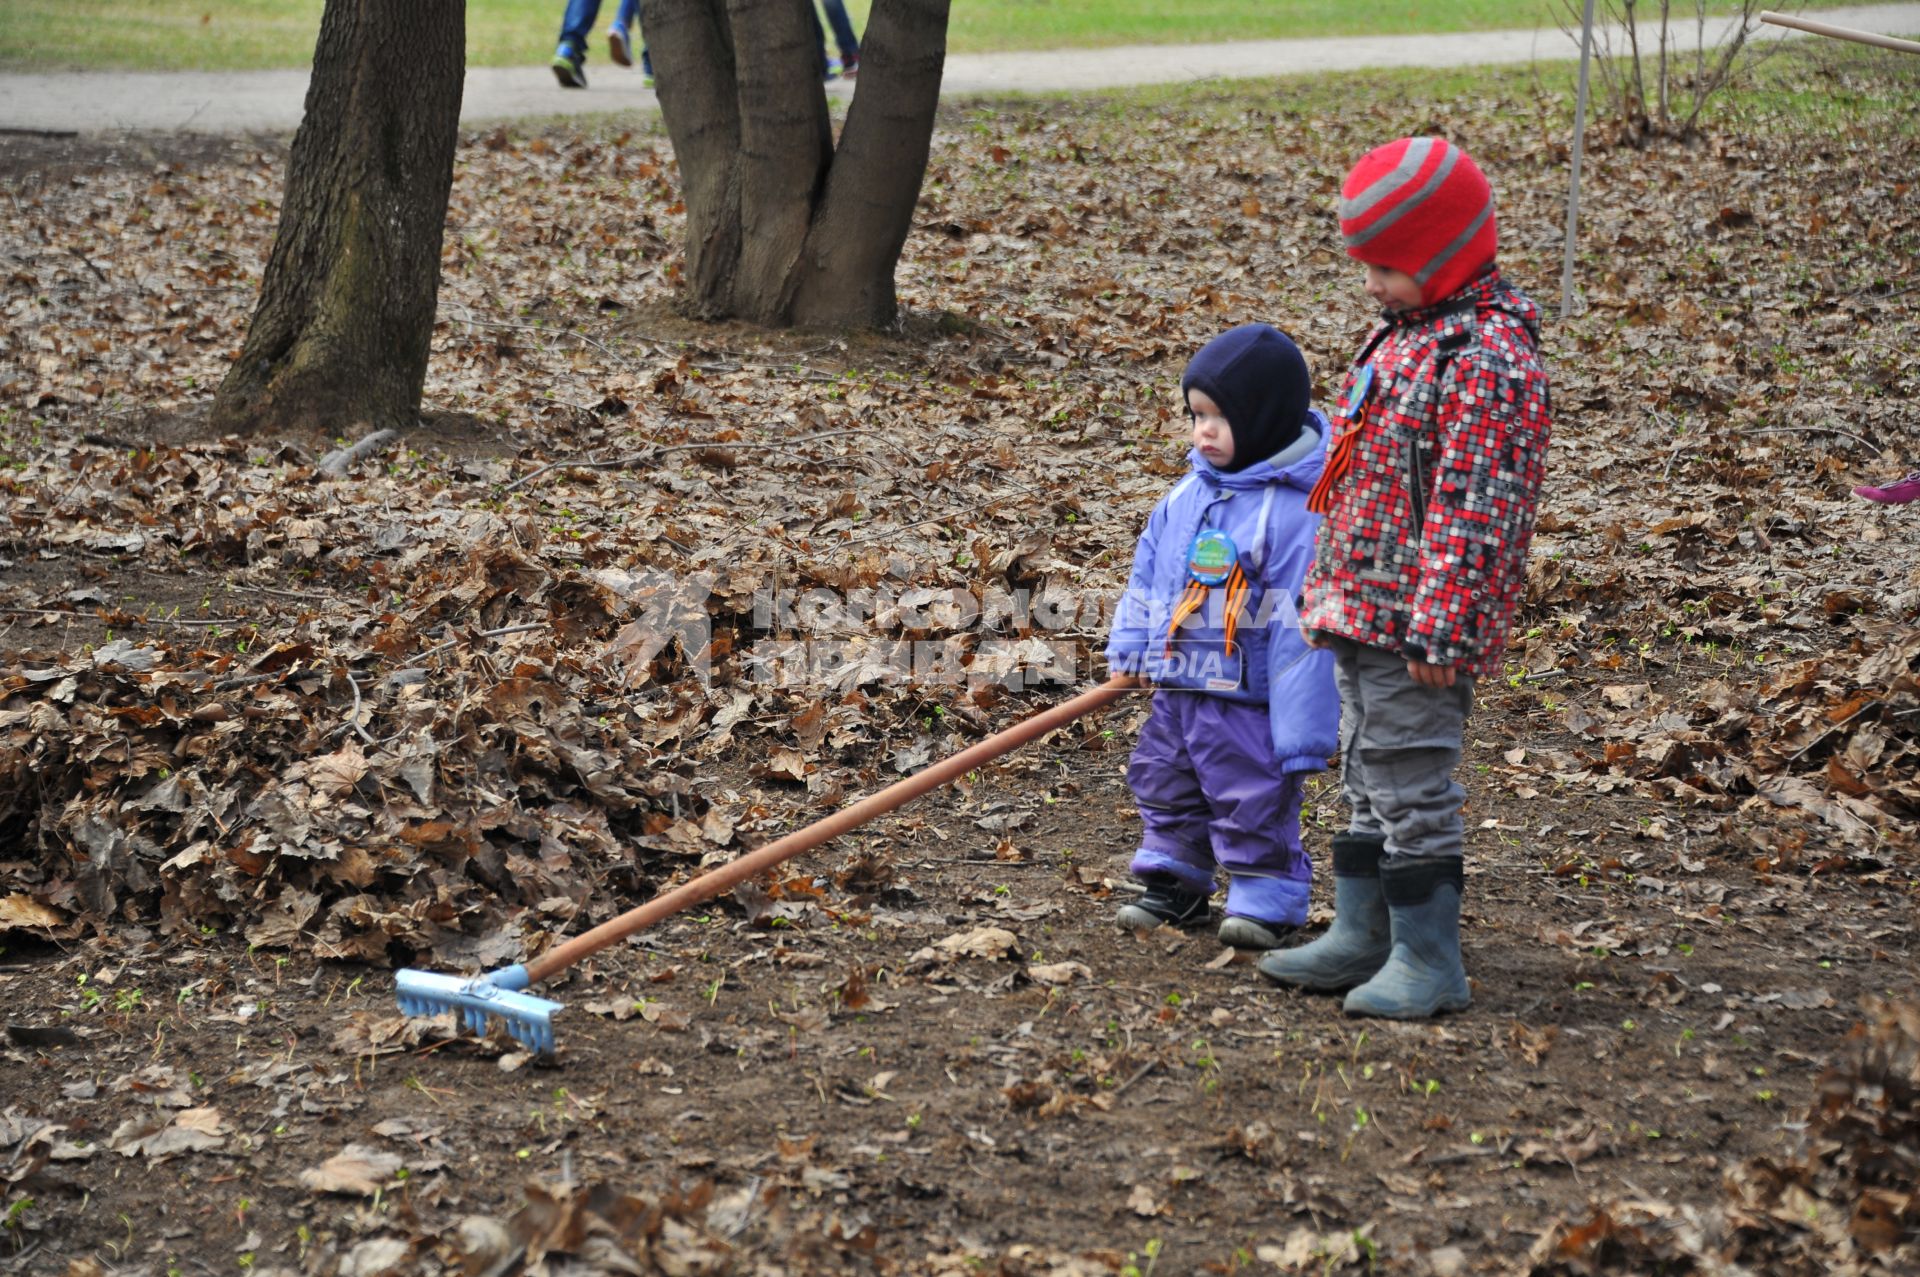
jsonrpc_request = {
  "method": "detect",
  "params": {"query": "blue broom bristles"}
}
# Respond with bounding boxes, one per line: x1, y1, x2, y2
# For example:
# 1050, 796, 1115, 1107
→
395, 965, 563, 1054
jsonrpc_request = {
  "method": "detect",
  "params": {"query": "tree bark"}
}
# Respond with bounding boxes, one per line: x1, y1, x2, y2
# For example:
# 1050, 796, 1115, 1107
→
211, 0, 464, 436
650, 0, 949, 328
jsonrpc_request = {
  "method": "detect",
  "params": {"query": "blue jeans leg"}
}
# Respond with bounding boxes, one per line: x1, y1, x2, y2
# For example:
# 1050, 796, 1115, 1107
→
819, 0, 859, 59
557, 0, 604, 56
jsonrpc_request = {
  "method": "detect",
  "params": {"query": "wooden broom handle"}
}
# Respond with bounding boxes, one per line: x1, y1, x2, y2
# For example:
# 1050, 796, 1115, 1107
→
524, 677, 1135, 983
1759, 12, 1920, 55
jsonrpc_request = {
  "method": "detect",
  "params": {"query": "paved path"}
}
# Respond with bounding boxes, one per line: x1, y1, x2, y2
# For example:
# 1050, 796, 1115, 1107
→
3, 5, 1916, 135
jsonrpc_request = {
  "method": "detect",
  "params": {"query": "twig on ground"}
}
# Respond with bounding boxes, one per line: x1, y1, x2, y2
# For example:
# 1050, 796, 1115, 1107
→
921, 857, 1062, 867
1785, 699, 1881, 764
318, 429, 399, 478
1737, 424, 1883, 456
843, 480, 1053, 548
416, 622, 548, 663
67, 246, 107, 285
1848, 279, 1919, 303
502, 427, 871, 494
81, 432, 143, 450
341, 670, 375, 746
211, 670, 288, 693
0, 608, 255, 629
1111, 1060, 1158, 1097
1649, 409, 1691, 483
1416, 1146, 1499, 1166
724, 1175, 765, 1240
442, 306, 650, 369
1661, 443, 1690, 483
232, 585, 335, 601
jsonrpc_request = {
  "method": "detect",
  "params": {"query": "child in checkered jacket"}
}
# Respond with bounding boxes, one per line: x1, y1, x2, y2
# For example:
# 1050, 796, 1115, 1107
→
1259, 137, 1552, 1020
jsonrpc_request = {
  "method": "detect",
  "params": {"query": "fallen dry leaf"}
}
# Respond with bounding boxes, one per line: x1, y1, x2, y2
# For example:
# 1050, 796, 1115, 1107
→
108, 1110, 225, 1159
936, 926, 1020, 960
1026, 960, 1091, 985
0, 893, 64, 931
300, 1144, 404, 1196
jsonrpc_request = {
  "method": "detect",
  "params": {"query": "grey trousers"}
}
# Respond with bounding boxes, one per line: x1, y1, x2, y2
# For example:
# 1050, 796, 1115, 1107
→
1331, 638, 1476, 861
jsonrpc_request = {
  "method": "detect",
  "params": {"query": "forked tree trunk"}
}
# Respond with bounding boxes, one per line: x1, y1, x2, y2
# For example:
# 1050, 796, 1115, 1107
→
212, 0, 464, 435
649, 0, 949, 328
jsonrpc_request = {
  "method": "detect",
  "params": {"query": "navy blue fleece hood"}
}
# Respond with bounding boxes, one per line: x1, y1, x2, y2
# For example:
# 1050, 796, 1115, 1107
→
1180, 324, 1312, 473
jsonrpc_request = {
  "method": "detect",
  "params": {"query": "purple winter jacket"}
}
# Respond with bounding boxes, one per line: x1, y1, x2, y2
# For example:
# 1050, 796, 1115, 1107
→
1106, 421, 1342, 774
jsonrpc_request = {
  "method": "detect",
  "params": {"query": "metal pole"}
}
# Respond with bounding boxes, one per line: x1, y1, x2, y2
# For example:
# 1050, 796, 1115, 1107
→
1560, 0, 1599, 320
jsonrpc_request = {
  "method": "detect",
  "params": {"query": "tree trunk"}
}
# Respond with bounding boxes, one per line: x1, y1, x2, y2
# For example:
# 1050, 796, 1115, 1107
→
211, 0, 464, 436
650, 0, 949, 328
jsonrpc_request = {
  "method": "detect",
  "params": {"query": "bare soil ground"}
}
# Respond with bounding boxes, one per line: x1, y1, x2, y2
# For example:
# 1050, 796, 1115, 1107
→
2, 44, 1917, 1277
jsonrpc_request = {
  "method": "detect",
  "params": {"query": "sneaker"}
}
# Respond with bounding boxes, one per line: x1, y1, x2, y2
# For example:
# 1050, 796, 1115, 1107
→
551, 48, 587, 89
1855, 470, 1920, 504
823, 56, 841, 82
839, 51, 859, 78
1218, 915, 1297, 950
607, 23, 633, 67
1116, 875, 1210, 932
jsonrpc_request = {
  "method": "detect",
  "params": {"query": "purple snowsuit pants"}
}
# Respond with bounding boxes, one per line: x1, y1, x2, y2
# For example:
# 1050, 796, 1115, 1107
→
1126, 691, 1311, 926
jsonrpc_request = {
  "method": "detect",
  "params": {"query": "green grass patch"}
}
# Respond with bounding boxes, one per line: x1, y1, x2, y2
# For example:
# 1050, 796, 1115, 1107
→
942, 22, 1920, 148
0, 0, 1878, 72
1717, 36, 1920, 137
937, 0, 1868, 53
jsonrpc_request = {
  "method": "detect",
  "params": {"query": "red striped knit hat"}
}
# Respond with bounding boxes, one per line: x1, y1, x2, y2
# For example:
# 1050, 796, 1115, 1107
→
1338, 137, 1497, 306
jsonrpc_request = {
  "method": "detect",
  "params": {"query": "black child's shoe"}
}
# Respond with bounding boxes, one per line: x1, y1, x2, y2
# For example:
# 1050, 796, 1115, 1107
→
1116, 874, 1211, 931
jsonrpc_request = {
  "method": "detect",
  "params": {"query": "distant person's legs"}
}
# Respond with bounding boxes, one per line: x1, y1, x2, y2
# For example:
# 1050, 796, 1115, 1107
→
552, 0, 603, 87
812, 7, 834, 79
819, 0, 860, 74
607, 0, 635, 66
632, 0, 654, 82
608, 0, 647, 71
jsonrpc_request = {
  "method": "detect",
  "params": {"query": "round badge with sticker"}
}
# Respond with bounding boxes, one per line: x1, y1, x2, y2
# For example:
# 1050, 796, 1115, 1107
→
1340, 363, 1376, 421
1186, 529, 1238, 586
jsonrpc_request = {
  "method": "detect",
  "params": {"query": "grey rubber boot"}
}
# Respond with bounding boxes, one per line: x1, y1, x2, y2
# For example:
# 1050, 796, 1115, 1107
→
1342, 856, 1471, 1019
1256, 833, 1390, 991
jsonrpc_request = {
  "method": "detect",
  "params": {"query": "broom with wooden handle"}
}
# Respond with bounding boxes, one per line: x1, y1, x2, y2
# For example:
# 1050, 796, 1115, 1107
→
396, 677, 1136, 1052
1758, 11, 1920, 56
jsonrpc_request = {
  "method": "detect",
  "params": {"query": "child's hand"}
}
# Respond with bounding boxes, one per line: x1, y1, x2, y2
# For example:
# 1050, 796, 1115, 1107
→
1303, 629, 1331, 649
1406, 658, 1457, 689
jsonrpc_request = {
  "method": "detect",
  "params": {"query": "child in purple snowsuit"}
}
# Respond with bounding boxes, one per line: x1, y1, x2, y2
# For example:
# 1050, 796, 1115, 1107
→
1106, 324, 1341, 949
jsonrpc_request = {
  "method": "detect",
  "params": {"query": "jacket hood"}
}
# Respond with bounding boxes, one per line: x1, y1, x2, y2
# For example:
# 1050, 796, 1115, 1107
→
1181, 323, 1313, 473
1188, 414, 1328, 493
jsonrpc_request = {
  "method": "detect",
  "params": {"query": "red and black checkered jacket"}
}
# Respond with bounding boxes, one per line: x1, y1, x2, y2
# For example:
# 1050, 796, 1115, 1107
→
1301, 268, 1551, 680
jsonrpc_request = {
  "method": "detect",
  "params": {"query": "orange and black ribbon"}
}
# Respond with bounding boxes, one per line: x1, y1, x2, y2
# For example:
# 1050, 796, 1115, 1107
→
1310, 332, 1396, 515
1164, 564, 1250, 657
1306, 429, 1357, 515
